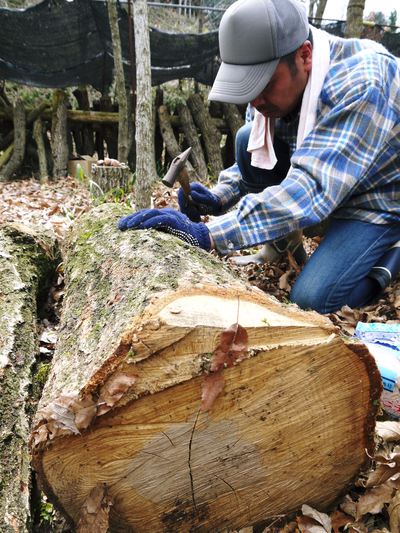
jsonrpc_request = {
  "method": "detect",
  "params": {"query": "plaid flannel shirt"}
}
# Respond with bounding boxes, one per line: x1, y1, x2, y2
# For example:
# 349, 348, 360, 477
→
208, 35, 400, 254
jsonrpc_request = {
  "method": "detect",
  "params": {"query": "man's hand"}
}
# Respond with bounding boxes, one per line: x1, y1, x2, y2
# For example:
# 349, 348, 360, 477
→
178, 183, 221, 222
118, 208, 212, 251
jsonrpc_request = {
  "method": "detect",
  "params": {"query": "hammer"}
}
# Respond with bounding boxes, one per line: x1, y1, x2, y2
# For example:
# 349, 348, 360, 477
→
162, 147, 210, 216
162, 146, 193, 200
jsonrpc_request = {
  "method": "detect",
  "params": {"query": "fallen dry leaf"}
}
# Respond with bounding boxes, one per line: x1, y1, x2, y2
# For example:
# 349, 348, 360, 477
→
366, 453, 400, 487
200, 371, 225, 412
388, 489, 400, 533
356, 483, 395, 519
340, 494, 357, 518
296, 515, 327, 533
376, 421, 400, 442
300, 504, 331, 532
97, 372, 137, 415
210, 323, 249, 372
330, 510, 353, 533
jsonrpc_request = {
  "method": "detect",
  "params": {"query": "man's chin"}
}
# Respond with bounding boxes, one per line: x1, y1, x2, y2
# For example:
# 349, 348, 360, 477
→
257, 109, 285, 119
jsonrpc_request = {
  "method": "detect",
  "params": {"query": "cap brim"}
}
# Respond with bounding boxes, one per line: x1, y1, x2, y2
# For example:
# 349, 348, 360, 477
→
208, 58, 279, 104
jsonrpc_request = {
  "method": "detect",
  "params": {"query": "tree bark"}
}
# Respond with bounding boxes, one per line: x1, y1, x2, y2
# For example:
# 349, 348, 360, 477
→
91, 164, 131, 197
158, 105, 197, 178
107, 0, 130, 163
0, 99, 26, 182
31, 204, 381, 532
0, 101, 49, 152
315, 0, 328, 21
177, 103, 208, 181
346, 0, 366, 37
222, 103, 243, 144
188, 93, 223, 178
33, 117, 49, 183
0, 223, 57, 532
134, 0, 157, 209
51, 89, 69, 178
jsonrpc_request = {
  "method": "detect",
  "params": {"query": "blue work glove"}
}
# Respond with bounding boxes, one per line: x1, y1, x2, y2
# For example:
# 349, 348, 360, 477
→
178, 182, 222, 222
118, 208, 211, 251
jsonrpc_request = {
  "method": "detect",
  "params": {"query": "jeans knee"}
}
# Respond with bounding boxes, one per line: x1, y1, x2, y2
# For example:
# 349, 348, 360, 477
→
235, 123, 252, 159
290, 280, 327, 313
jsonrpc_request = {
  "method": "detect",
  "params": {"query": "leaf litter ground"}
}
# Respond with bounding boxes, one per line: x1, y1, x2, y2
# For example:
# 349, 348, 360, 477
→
1, 177, 399, 532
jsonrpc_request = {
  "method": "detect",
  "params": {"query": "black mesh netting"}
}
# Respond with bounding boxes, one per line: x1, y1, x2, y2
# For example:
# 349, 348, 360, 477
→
0, 0, 219, 90
0, 0, 398, 91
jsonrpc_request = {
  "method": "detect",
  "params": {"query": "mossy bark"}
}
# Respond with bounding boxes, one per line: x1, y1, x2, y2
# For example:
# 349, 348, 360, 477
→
0, 224, 58, 533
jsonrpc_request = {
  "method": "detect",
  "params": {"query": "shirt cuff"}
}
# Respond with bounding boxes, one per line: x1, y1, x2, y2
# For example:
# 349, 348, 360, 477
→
206, 211, 249, 255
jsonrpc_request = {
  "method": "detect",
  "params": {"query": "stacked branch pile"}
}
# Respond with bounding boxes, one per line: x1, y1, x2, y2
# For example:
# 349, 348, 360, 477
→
0, 89, 243, 183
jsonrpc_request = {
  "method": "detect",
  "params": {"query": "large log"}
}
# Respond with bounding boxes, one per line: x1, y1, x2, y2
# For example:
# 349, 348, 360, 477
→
0, 223, 57, 532
31, 204, 381, 532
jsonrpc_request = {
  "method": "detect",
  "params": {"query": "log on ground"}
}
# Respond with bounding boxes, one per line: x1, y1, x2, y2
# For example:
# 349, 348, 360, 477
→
0, 223, 58, 532
31, 204, 381, 532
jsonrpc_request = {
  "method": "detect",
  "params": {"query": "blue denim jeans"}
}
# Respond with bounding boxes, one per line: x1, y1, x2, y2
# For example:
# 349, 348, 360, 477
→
290, 219, 400, 313
236, 122, 290, 194
235, 123, 400, 313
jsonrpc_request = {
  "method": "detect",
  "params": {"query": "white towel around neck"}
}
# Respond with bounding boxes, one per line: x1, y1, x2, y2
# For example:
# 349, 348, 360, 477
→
247, 27, 331, 170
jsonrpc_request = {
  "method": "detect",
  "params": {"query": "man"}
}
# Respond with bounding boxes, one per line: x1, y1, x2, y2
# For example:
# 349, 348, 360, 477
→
119, 0, 400, 314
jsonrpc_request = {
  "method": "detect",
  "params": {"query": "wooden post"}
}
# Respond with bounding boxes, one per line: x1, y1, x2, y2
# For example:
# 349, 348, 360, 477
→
33, 117, 49, 183
133, 0, 157, 209
51, 89, 69, 178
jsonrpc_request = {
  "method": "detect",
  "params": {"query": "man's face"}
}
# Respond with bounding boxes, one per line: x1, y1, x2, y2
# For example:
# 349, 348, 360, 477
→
250, 42, 312, 118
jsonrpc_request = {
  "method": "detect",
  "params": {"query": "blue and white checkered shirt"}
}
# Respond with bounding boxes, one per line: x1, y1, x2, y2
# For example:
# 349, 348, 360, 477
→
208, 35, 400, 254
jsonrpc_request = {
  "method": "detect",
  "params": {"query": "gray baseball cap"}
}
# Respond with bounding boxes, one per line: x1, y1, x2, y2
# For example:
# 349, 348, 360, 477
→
208, 0, 309, 104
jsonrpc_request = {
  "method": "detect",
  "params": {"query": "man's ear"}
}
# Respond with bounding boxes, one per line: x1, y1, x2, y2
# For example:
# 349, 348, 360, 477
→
298, 41, 313, 72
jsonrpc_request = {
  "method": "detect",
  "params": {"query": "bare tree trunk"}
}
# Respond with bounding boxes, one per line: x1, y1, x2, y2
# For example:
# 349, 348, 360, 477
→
188, 93, 223, 179
346, 0, 366, 37
308, 0, 317, 17
177, 103, 208, 181
315, 0, 328, 21
222, 103, 243, 143
158, 105, 197, 179
0, 99, 26, 181
51, 89, 69, 178
107, 1, 130, 163
133, 0, 157, 209
33, 117, 48, 183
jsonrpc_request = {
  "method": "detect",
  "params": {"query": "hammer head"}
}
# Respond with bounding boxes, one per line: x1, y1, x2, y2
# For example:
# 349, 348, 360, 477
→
162, 147, 192, 188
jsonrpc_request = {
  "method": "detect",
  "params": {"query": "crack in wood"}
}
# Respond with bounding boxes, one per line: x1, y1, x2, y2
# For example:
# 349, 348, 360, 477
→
188, 408, 200, 516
